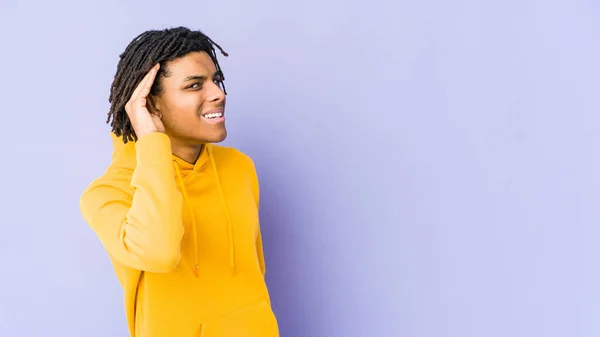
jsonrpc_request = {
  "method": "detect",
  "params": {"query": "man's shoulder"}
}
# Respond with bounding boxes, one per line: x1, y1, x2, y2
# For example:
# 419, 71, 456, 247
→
83, 166, 135, 198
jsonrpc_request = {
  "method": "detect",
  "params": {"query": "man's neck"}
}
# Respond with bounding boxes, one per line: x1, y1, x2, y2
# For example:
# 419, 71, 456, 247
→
170, 139, 204, 164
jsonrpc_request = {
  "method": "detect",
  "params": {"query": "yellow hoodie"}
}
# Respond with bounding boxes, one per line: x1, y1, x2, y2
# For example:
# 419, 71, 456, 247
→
80, 132, 279, 337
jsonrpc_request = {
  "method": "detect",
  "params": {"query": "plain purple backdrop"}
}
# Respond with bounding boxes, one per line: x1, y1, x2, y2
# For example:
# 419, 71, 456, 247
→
1, 0, 600, 336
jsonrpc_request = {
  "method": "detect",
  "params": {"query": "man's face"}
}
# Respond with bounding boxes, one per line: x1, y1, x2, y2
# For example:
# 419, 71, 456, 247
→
151, 51, 227, 145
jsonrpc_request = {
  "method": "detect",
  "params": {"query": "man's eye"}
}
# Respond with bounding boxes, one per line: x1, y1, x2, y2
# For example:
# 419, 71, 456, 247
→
188, 83, 201, 89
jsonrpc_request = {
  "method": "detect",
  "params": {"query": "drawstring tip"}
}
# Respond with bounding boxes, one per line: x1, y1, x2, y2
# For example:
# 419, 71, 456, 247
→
194, 265, 200, 278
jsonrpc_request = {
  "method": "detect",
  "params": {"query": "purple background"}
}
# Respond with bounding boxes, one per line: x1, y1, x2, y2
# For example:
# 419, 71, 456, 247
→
1, 0, 600, 336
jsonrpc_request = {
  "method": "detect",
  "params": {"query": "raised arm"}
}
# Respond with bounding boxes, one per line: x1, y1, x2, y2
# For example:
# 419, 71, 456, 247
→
80, 64, 184, 272
80, 133, 184, 272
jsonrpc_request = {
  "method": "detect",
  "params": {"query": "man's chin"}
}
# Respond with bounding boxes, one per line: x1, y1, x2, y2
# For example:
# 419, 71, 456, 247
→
206, 129, 227, 144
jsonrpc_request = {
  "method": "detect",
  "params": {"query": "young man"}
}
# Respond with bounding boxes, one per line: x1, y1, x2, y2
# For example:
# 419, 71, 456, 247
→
80, 27, 279, 337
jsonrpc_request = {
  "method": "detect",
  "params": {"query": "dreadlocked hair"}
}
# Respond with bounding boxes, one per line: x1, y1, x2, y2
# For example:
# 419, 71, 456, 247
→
106, 26, 228, 143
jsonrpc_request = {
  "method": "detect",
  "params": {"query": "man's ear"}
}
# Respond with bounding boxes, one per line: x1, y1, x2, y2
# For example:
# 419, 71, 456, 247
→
147, 95, 162, 118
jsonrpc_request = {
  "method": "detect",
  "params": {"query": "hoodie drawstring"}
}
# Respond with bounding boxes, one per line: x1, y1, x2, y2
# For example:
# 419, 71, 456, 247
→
172, 145, 235, 278
173, 160, 200, 277
208, 146, 235, 273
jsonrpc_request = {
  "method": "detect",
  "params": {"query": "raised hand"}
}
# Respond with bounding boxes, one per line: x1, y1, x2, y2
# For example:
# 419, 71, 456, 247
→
125, 63, 165, 138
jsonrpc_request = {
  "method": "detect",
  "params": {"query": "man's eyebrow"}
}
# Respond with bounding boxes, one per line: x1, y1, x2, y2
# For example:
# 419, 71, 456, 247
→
182, 75, 206, 82
182, 71, 221, 82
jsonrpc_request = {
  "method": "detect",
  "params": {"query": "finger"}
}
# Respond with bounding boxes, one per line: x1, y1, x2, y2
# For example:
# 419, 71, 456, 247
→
131, 63, 160, 101
138, 64, 160, 100
151, 114, 162, 124
129, 75, 148, 103
130, 63, 158, 101
151, 113, 164, 132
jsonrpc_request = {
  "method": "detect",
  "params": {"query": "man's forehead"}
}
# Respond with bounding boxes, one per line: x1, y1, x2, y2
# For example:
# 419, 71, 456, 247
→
168, 51, 216, 76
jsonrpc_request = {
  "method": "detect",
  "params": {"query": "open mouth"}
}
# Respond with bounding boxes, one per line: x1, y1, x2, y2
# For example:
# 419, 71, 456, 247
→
201, 109, 225, 121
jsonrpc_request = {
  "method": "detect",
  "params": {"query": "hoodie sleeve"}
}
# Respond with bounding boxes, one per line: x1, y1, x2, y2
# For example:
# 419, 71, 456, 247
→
80, 132, 184, 273
256, 227, 266, 277
250, 161, 266, 277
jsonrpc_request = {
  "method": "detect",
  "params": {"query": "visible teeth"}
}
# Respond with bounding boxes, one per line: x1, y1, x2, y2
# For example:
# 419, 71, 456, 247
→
204, 112, 223, 119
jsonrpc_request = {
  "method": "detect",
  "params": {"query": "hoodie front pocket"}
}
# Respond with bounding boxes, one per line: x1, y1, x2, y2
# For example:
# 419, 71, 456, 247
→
200, 300, 279, 337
